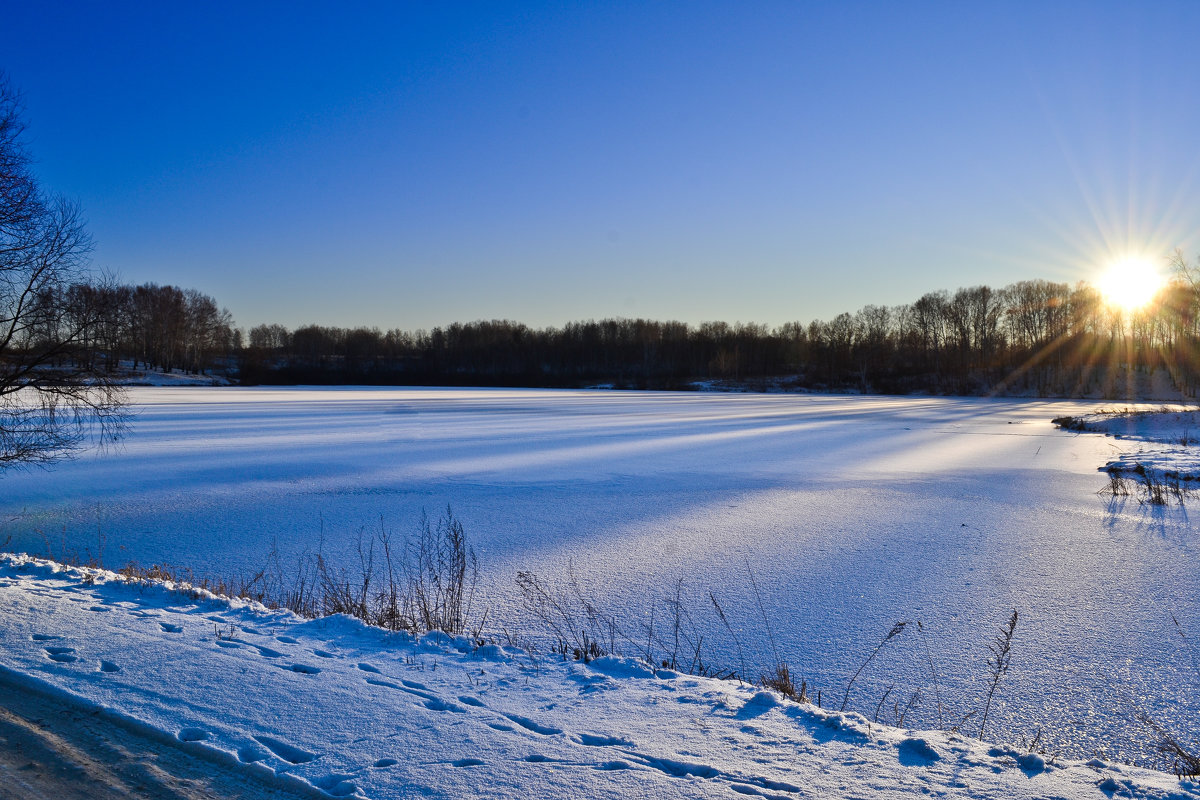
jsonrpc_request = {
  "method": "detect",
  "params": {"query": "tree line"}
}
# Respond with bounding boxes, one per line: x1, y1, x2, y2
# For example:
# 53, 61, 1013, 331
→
33, 270, 1200, 399
59, 282, 236, 376
232, 269, 1200, 398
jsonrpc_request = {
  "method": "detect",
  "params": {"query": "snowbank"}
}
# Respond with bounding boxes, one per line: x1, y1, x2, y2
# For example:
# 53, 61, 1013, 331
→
0, 554, 1193, 799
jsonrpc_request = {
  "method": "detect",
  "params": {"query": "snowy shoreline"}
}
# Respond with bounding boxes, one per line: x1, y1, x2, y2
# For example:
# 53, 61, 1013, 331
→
1053, 408, 1200, 482
2, 553, 1196, 799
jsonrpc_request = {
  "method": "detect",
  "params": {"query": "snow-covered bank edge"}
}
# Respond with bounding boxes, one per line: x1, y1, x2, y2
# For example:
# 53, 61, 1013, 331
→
2, 553, 1197, 799
1053, 407, 1200, 487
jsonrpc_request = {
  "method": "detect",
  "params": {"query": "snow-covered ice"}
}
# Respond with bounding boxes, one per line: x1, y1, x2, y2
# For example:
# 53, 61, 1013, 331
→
1, 554, 1195, 800
1, 388, 1197, 765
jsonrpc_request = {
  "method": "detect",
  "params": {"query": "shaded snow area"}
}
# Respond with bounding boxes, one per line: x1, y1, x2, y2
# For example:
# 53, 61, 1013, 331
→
1, 556, 1194, 800
1054, 408, 1200, 480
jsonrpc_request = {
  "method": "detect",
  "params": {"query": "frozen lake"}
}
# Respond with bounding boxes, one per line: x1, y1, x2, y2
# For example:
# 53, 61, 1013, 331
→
4, 387, 1196, 763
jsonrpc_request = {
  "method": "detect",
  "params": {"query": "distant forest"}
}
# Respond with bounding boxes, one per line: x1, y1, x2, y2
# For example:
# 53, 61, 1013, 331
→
60, 271, 1200, 398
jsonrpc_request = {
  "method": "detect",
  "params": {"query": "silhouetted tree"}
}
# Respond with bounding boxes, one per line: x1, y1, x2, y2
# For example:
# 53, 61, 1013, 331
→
0, 74, 126, 466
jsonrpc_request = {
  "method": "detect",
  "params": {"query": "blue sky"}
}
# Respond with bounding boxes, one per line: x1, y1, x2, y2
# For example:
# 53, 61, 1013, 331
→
6, 1, 1200, 330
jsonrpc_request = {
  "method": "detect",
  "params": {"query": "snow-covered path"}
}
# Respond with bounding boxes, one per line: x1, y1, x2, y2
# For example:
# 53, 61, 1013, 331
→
1, 555, 1194, 800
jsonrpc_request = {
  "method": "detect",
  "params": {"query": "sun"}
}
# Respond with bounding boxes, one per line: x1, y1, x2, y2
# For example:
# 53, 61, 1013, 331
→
1095, 257, 1166, 312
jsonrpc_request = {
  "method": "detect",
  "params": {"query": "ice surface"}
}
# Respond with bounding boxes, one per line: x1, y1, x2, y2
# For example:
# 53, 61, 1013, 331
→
1, 387, 1197, 763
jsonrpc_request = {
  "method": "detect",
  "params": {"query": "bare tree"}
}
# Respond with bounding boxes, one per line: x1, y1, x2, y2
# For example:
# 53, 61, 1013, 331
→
0, 73, 126, 467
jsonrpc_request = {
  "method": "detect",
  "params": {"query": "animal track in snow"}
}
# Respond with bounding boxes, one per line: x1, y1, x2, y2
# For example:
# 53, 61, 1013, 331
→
276, 636, 299, 644
312, 649, 334, 658
159, 622, 183, 633
357, 662, 381, 673
99, 660, 120, 673
31, 633, 59, 641
373, 758, 398, 768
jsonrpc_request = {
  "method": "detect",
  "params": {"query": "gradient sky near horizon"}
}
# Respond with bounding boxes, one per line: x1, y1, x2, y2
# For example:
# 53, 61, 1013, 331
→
6, 1, 1200, 331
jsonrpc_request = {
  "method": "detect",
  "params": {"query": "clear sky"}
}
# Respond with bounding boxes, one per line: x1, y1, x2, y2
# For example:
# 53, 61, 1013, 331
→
5, 1, 1200, 331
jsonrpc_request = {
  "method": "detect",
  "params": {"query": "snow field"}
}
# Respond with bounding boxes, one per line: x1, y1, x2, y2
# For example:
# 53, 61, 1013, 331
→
2, 554, 1196, 800
0, 388, 1197, 764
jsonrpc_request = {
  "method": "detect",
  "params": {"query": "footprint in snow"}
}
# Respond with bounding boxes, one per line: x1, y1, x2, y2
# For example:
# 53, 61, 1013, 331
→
313, 775, 358, 797
252, 644, 283, 659
357, 663, 381, 674
44, 647, 77, 663
451, 758, 485, 768
88, 606, 110, 613
276, 636, 299, 644
424, 698, 466, 713
457, 695, 485, 708
283, 663, 321, 675
99, 660, 120, 673
741, 776, 804, 794
237, 746, 267, 764
636, 755, 720, 780
31, 634, 60, 641
312, 649, 334, 658
502, 714, 562, 736
253, 735, 315, 764
373, 758, 398, 769
178, 728, 209, 742
575, 733, 632, 747
159, 623, 183, 633
729, 784, 769, 797
898, 737, 941, 766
